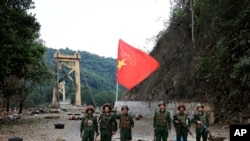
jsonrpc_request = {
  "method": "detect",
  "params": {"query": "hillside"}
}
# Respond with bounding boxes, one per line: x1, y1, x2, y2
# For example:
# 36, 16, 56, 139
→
43, 48, 122, 106
45, 48, 117, 91
122, 0, 250, 123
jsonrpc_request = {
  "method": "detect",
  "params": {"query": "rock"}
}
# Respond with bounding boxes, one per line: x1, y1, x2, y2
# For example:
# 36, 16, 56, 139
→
54, 123, 65, 129
8, 114, 21, 121
8, 137, 23, 141
50, 109, 60, 113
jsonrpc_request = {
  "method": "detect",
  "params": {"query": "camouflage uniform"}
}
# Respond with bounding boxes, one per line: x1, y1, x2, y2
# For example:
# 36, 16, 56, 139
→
115, 105, 134, 141
173, 104, 191, 141
80, 106, 99, 141
99, 103, 118, 141
153, 101, 171, 141
192, 104, 209, 141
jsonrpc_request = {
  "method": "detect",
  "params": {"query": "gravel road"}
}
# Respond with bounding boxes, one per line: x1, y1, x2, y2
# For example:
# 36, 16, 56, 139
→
0, 105, 229, 141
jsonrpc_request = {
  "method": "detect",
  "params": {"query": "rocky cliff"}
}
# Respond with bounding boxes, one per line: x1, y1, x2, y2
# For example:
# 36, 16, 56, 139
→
122, 1, 250, 124
123, 8, 198, 102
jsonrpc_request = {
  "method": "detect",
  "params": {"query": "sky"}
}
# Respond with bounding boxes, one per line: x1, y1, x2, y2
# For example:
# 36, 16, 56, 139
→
31, 0, 171, 58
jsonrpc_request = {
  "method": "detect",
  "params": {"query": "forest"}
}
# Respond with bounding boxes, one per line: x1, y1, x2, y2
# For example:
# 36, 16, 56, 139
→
0, 0, 123, 112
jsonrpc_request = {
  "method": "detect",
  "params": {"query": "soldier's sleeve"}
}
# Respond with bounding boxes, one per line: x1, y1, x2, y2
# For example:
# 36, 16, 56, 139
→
191, 114, 198, 124
130, 115, 134, 128
153, 112, 156, 128
173, 114, 177, 127
80, 117, 85, 133
206, 112, 210, 127
111, 114, 118, 132
113, 111, 120, 119
94, 117, 99, 134
167, 111, 171, 130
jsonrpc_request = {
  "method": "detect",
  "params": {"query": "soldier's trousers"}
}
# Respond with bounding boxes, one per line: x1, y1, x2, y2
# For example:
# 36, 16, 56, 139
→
82, 130, 95, 141
196, 128, 208, 141
100, 129, 112, 141
175, 127, 188, 141
155, 127, 169, 141
120, 129, 132, 141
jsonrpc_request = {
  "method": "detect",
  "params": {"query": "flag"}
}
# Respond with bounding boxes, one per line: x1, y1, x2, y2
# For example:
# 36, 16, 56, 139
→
116, 39, 160, 90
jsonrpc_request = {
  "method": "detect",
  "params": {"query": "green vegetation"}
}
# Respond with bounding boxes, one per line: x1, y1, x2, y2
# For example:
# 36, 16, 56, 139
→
0, 0, 52, 112
44, 48, 123, 106
194, 0, 250, 108
0, 0, 123, 111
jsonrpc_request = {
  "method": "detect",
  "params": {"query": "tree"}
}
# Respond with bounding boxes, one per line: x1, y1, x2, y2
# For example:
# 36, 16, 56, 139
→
0, 0, 51, 112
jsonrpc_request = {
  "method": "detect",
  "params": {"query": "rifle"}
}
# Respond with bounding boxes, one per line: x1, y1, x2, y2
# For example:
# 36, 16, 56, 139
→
194, 115, 213, 138
173, 115, 194, 138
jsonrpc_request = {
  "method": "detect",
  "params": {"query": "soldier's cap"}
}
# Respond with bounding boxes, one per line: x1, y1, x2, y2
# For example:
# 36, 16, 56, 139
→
102, 103, 112, 111
158, 101, 166, 106
121, 105, 129, 111
85, 105, 95, 113
178, 104, 186, 110
196, 103, 204, 109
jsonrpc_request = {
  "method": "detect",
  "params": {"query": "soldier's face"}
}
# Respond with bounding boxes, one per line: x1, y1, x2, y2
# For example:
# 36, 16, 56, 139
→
104, 107, 110, 113
179, 107, 185, 112
159, 104, 165, 110
122, 109, 128, 114
87, 110, 93, 115
197, 107, 203, 112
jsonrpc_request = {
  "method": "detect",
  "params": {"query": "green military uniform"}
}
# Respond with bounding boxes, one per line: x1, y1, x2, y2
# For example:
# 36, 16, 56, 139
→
80, 107, 99, 141
99, 111, 118, 141
153, 101, 171, 141
192, 104, 209, 141
153, 110, 171, 141
115, 105, 134, 141
173, 105, 191, 141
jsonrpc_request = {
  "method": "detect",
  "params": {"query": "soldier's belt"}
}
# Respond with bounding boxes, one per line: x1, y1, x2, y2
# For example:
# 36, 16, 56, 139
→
120, 128, 131, 130
195, 124, 202, 128
100, 127, 113, 130
156, 125, 168, 127
84, 127, 94, 130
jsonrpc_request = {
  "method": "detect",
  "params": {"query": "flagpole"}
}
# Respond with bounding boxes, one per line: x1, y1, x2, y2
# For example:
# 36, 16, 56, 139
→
115, 82, 119, 106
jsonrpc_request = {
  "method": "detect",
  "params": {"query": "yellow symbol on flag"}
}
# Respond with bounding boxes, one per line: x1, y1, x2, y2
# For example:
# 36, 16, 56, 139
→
117, 59, 127, 70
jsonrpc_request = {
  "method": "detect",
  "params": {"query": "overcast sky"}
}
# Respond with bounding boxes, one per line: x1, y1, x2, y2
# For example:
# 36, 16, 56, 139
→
32, 0, 171, 58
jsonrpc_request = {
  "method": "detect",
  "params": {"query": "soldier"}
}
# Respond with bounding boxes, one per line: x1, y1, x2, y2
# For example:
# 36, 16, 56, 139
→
192, 103, 209, 141
98, 103, 118, 141
173, 104, 191, 141
80, 106, 99, 141
115, 105, 134, 141
153, 101, 171, 141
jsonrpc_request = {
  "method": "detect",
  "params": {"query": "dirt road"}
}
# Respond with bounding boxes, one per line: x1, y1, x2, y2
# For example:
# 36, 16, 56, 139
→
0, 106, 229, 141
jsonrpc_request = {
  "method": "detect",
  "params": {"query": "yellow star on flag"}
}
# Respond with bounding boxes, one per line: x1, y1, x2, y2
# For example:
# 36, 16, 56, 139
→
117, 59, 127, 70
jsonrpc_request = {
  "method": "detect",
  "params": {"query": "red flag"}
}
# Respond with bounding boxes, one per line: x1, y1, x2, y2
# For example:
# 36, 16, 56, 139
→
116, 39, 160, 90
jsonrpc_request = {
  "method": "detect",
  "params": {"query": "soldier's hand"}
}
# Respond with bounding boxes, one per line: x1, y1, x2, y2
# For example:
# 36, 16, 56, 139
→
112, 131, 116, 135
80, 134, 83, 138
168, 130, 171, 134
174, 120, 180, 124
197, 121, 201, 124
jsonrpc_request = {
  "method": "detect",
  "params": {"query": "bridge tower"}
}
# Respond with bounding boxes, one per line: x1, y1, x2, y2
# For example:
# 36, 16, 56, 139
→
52, 51, 81, 107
